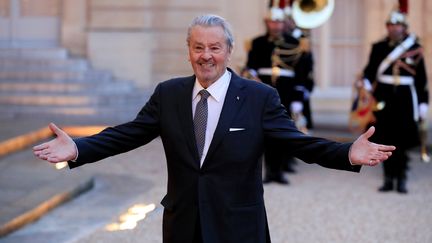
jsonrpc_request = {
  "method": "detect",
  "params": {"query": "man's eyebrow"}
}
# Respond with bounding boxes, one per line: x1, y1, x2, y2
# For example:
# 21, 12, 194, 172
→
209, 42, 223, 46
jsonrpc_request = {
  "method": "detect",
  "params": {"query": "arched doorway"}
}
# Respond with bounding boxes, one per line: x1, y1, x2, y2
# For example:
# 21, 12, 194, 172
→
0, 0, 61, 47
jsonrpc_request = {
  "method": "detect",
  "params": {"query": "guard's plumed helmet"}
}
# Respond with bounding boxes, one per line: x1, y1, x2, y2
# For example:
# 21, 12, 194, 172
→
267, 0, 292, 21
386, 0, 408, 26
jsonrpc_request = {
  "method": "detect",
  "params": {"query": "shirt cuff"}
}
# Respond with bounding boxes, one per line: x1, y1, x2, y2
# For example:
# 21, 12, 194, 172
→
70, 141, 79, 162
348, 145, 354, 165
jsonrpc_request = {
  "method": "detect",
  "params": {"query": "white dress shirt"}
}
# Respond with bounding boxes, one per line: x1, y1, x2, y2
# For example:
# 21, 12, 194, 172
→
192, 69, 231, 167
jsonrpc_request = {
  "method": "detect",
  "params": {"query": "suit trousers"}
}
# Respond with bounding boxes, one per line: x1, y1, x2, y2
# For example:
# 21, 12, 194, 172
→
382, 148, 409, 179
264, 140, 285, 178
193, 213, 203, 243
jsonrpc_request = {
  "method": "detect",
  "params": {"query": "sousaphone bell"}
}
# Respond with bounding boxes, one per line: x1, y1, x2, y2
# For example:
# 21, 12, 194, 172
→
291, 0, 335, 29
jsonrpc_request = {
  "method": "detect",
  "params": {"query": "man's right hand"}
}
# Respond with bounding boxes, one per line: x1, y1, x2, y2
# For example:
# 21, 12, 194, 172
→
33, 123, 77, 163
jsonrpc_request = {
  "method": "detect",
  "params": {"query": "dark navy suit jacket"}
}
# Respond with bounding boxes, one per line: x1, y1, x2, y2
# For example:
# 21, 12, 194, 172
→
69, 69, 360, 243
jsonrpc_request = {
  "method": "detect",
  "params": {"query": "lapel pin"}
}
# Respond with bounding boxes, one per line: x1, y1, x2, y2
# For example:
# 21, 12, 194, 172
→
236, 96, 240, 100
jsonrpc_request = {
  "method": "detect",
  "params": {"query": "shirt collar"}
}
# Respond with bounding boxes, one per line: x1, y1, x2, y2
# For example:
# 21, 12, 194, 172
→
193, 69, 231, 102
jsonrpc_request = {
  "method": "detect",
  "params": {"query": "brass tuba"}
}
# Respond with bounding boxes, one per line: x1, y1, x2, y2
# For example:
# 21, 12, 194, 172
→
291, 0, 335, 29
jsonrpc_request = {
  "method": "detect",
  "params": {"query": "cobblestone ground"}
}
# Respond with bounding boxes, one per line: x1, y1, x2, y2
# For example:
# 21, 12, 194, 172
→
3, 138, 432, 243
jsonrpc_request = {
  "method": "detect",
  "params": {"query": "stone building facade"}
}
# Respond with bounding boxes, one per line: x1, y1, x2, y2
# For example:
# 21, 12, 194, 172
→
1, 0, 431, 118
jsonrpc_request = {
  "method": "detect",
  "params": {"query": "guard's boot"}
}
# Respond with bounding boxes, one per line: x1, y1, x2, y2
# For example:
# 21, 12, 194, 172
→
263, 172, 289, 185
378, 176, 393, 192
283, 163, 296, 174
282, 158, 297, 174
397, 178, 408, 194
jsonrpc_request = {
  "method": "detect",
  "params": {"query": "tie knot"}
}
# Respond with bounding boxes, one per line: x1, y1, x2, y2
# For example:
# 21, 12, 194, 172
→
199, 89, 211, 100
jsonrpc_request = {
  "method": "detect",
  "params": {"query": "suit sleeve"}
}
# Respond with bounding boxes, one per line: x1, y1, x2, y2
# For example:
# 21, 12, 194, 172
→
414, 52, 429, 104
69, 84, 162, 168
294, 52, 314, 89
262, 88, 360, 172
246, 38, 260, 70
363, 44, 380, 83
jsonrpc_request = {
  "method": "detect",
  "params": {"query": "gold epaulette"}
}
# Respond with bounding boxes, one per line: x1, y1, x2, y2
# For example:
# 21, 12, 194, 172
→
299, 37, 311, 53
243, 39, 252, 52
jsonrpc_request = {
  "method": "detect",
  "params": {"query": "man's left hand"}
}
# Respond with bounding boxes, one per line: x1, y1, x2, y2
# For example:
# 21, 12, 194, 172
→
349, 126, 396, 166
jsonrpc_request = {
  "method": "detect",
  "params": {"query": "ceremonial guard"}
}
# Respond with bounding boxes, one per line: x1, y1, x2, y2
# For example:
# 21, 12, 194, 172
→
243, 0, 314, 184
361, 0, 429, 193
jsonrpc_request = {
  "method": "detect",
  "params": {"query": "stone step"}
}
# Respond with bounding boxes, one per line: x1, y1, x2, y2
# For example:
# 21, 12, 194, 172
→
0, 46, 150, 123
0, 81, 135, 94
0, 105, 143, 115
0, 70, 113, 82
0, 48, 68, 60
0, 93, 148, 106
0, 105, 145, 123
0, 59, 89, 72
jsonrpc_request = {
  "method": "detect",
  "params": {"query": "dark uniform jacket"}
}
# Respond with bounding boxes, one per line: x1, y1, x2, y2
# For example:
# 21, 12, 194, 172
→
363, 35, 428, 149
246, 33, 314, 128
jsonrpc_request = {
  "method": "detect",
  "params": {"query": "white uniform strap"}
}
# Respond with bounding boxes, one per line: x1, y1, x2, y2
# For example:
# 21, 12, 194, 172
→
376, 33, 416, 77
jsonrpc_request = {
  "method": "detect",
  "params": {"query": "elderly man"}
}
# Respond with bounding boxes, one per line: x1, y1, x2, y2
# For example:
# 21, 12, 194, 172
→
34, 14, 395, 243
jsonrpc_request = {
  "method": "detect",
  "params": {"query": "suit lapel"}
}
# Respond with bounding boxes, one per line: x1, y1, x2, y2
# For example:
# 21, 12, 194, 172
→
177, 76, 201, 167
203, 73, 246, 167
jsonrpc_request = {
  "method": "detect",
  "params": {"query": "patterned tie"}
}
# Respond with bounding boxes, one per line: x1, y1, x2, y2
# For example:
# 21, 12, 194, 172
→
194, 89, 210, 159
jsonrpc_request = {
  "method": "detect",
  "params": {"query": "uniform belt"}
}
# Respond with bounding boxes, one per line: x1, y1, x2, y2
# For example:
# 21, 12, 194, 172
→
378, 75, 414, 85
258, 68, 295, 78
378, 75, 419, 121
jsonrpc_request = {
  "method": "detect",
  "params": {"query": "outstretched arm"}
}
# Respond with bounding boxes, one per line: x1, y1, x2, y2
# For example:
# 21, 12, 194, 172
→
33, 123, 77, 163
349, 126, 396, 166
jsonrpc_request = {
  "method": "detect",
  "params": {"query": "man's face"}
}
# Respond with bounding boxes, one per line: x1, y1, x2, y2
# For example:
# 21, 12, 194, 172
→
284, 18, 296, 33
386, 23, 406, 42
188, 25, 232, 87
265, 19, 284, 38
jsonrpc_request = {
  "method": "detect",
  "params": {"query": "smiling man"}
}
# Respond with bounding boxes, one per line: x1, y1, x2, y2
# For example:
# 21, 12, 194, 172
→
187, 24, 233, 88
33, 14, 395, 243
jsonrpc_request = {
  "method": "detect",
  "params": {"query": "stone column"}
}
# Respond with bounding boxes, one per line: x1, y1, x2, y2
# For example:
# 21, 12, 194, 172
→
423, 0, 432, 87
61, 0, 87, 57
219, 0, 266, 73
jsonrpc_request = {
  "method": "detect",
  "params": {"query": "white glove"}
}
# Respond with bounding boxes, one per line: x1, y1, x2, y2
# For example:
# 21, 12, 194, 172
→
290, 101, 303, 114
362, 78, 372, 91
419, 103, 429, 120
